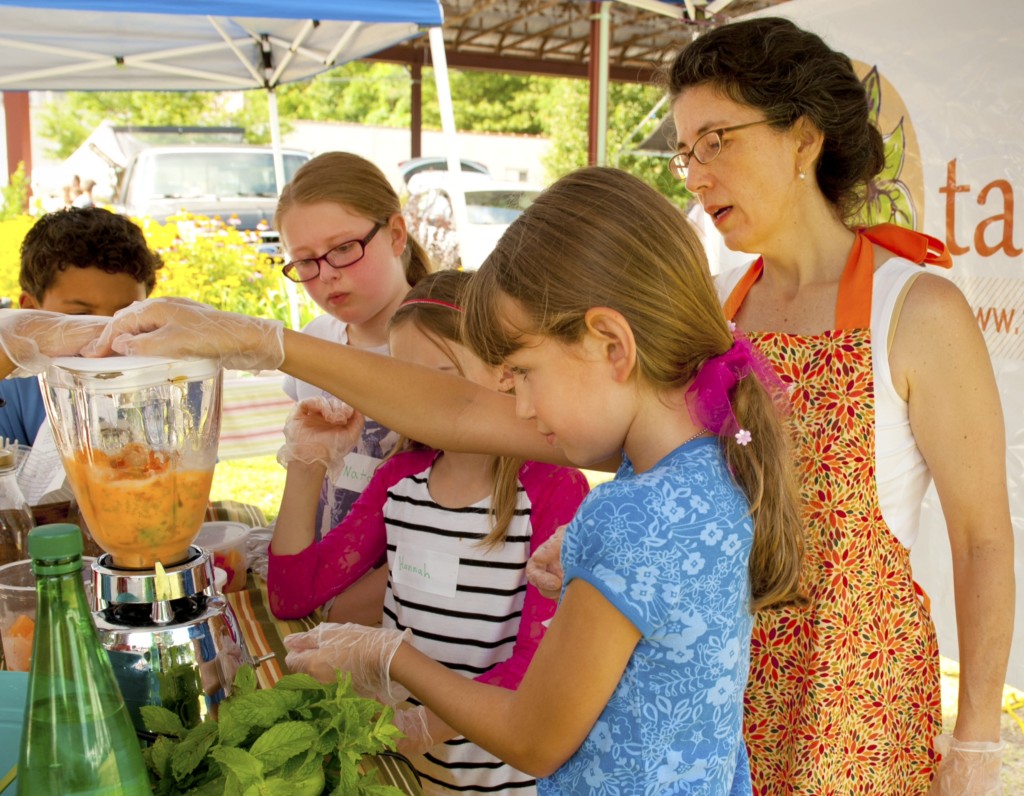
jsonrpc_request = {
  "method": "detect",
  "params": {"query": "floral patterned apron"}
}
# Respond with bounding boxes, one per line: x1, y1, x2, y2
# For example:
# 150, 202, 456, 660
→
723, 225, 950, 795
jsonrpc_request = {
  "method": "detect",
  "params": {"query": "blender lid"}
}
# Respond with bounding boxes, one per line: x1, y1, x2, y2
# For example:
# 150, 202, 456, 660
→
45, 355, 220, 389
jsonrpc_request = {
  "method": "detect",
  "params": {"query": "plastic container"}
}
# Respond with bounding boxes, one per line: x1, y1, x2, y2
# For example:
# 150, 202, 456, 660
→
0, 557, 95, 672
195, 522, 249, 593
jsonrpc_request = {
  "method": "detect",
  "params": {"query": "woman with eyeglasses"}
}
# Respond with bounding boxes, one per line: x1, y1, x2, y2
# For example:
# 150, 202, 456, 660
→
667, 17, 1011, 796
273, 152, 433, 548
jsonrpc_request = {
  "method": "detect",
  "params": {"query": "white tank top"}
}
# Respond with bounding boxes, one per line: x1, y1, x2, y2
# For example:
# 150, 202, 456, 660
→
716, 257, 931, 548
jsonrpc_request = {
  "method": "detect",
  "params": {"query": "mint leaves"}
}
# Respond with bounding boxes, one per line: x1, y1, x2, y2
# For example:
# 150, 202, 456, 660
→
141, 664, 406, 795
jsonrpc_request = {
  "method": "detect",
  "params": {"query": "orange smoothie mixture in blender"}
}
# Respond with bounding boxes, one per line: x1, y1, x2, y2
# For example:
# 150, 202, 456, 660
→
64, 442, 213, 569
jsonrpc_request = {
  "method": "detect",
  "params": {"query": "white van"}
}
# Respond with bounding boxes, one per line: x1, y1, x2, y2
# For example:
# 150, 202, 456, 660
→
116, 144, 311, 233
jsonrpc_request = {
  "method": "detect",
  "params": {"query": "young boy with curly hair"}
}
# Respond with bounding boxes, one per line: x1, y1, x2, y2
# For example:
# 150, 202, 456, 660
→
0, 207, 162, 445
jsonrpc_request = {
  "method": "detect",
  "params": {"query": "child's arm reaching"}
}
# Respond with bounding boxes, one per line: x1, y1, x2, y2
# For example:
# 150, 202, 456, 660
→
285, 578, 641, 777
388, 465, 592, 758
0, 309, 108, 378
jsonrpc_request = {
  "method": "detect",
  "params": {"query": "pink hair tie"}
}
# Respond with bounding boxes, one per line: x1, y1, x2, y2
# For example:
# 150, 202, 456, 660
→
686, 334, 786, 446
399, 298, 463, 312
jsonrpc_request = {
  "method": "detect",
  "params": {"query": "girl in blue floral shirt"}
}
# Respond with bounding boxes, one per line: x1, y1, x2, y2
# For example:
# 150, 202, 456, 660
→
91, 166, 806, 795
281, 166, 806, 795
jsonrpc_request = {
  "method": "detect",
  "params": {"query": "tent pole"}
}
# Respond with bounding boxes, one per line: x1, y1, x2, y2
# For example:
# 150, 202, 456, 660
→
410, 62, 422, 159
266, 86, 298, 329
587, 2, 610, 166
597, 1, 609, 166
268, 87, 285, 195
428, 26, 467, 266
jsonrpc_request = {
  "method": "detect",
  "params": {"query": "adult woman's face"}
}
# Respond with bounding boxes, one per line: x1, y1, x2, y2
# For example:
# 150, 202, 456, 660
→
672, 84, 803, 258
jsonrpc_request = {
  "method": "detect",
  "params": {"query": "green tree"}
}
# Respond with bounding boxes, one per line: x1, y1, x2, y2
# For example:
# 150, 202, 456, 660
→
275, 63, 550, 134
276, 62, 412, 126
1, 162, 31, 220
36, 90, 279, 159
37, 92, 223, 158
421, 70, 551, 134
538, 78, 691, 209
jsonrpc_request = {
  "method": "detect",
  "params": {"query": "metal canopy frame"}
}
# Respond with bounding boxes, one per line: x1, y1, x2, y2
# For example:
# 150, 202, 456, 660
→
367, 0, 786, 82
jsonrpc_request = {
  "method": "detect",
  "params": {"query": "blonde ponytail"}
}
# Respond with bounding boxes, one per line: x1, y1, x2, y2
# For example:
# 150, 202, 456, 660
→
725, 377, 805, 611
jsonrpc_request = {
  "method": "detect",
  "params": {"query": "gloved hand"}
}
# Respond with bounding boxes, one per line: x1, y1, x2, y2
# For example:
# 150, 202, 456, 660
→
277, 395, 364, 482
283, 622, 411, 705
84, 297, 285, 372
526, 524, 566, 600
928, 734, 1004, 795
0, 309, 109, 376
393, 705, 436, 758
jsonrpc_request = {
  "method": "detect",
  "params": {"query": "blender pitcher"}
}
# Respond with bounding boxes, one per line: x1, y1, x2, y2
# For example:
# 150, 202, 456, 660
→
41, 355, 221, 569
40, 356, 250, 732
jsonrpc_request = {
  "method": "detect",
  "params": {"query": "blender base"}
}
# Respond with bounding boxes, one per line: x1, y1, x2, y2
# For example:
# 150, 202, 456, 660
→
91, 547, 251, 732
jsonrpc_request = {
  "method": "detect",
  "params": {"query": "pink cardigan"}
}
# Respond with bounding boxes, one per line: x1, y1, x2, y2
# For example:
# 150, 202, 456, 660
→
268, 448, 590, 690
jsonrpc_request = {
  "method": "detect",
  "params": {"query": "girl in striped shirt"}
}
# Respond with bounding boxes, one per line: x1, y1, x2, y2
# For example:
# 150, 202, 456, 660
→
268, 270, 590, 795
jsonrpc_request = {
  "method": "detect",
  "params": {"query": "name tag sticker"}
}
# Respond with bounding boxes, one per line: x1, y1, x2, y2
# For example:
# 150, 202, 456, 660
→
332, 452, 379, 492
392, 541, 460, 599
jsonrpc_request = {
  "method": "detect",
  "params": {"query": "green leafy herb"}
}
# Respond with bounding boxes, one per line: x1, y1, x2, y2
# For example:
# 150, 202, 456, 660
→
141, 666, 406, 795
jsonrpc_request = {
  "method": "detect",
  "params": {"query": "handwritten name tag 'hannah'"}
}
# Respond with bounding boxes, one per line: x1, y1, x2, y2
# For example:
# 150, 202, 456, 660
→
391, 541, 460, 599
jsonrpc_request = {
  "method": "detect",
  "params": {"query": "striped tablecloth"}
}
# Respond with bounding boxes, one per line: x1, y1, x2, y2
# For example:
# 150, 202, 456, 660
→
218, 371, 294, 460
225, 573, 423, 795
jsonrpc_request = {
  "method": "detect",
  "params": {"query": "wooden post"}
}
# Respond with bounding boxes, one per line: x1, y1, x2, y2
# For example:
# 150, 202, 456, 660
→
3, 92, 32, 208
410, 62, 422, 159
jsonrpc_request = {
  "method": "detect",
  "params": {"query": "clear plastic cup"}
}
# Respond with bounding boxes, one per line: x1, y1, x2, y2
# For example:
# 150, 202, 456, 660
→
195, 522, 250, 593
0, 557, 95, 671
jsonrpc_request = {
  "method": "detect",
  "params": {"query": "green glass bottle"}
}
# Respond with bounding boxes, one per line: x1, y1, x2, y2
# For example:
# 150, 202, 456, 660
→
17, 524, 150, 795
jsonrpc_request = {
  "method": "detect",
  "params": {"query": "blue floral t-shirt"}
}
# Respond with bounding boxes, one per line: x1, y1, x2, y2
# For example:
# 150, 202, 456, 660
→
541, 437, 754, 796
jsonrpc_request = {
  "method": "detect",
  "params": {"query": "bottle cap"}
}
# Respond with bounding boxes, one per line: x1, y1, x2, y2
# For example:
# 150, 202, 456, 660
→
29, 524, 84, 575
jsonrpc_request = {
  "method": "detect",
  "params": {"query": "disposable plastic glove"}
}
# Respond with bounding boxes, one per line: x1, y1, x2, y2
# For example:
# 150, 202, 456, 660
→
928, 734, 1004, 795
392, 705, 436, 758
525, 524, 566, 600
283, 622, 411, 705
85, 297, 284, 372
0, 309, 109, 376
277, 395, 364, 482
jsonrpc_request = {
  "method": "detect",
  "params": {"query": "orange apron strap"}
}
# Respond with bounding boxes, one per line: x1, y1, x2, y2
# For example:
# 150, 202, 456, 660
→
863, 223, 953, 269
836, 224, 953, 330
724, 225, 952, 329
722, 259, 763, 321
836, 231, 876, 330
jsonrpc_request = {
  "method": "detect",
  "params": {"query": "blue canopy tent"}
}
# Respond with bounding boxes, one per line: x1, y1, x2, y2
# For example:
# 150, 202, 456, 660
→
0, 0, 447, 191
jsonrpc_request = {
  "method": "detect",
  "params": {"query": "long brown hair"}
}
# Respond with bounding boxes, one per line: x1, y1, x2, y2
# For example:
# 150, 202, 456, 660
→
463, 166, 803, 610
275, 151, 432, 285
388, 270, 525, 550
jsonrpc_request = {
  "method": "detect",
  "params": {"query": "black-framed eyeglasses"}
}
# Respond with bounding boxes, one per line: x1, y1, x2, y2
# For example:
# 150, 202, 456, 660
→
282, 223, 383, 283
668, 119, 773, 180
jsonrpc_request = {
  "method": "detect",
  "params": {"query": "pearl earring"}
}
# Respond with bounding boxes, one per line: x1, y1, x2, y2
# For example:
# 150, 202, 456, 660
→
799, 171, 806, 180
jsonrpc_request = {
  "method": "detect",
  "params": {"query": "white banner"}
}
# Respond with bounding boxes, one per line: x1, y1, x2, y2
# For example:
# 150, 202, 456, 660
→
746, 0, 1024, 686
